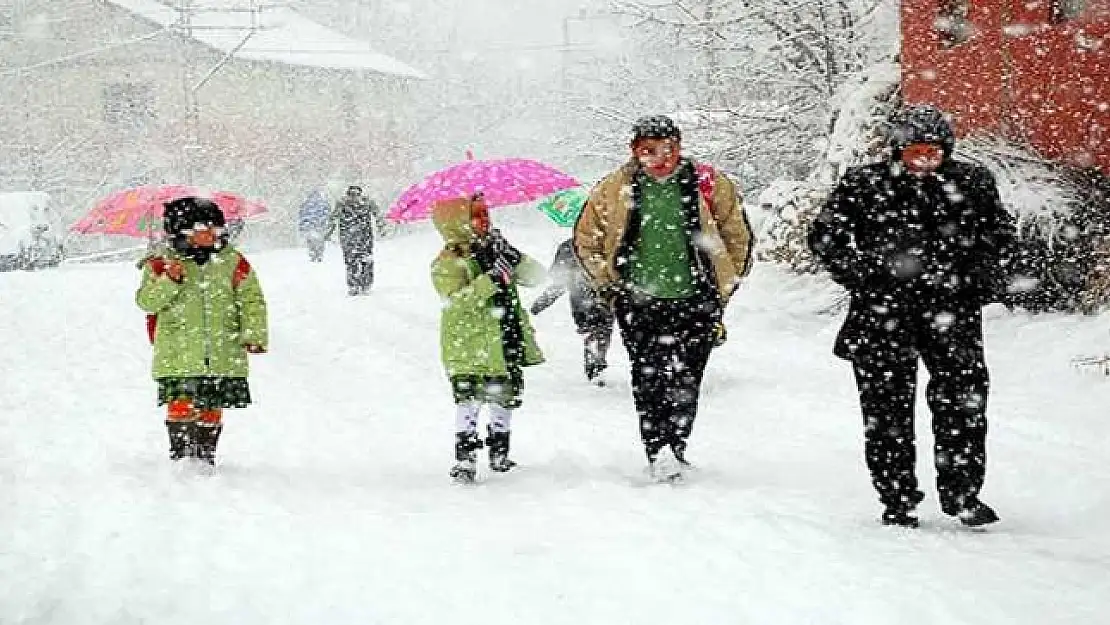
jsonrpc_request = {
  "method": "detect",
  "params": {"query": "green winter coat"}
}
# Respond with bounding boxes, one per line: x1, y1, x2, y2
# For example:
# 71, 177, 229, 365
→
136, 246, 268, 380
431, 198, 545, 377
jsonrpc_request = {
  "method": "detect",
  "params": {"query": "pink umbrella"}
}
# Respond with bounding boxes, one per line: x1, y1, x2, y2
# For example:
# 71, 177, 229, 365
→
387, 155, 580, 223
71, 185, 267, 237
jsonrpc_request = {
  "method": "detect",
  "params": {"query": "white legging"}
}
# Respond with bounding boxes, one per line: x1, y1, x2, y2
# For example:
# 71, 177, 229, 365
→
455, 401, 512, 435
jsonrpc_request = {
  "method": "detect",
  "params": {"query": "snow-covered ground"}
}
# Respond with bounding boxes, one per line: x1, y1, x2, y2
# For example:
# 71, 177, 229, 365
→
3, 207, 1109, 624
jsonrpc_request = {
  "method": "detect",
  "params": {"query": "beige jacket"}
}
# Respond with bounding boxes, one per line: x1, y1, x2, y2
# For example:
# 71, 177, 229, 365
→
572, 159, 754, 302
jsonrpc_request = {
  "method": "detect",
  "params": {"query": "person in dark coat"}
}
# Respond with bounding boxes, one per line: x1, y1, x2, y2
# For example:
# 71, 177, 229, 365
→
326, 185, 380, 295
530, 238, 615, 386
808, 104, 1016, 528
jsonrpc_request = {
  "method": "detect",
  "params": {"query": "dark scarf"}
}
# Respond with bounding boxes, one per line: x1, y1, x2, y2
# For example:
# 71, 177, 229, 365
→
472, 240, 526, 369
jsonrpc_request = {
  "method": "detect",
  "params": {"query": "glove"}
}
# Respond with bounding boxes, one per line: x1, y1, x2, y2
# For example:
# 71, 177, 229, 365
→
489, 230, 523, 267
244, 344, 267, 354
165, 259, 185, 283
712, 322, 727, 348
472, 236, 513, 285
489, 258, 513, 286
529, 302, 543, 316
595, 282, 624, 307
471, 236, 498, 272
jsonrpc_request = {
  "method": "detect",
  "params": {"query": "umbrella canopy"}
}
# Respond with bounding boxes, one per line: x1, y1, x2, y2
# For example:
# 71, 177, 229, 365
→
536, 187, 589, 227
387, 157, 579, 224
71, 185, 267, 237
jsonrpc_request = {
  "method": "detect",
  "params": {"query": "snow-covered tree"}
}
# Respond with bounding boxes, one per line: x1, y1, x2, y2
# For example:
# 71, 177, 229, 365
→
602, 0, 896, 188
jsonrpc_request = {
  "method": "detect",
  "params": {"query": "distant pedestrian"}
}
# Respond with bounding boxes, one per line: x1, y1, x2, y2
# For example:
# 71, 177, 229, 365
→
326, 185, 380, 295
298, 188, 331, 262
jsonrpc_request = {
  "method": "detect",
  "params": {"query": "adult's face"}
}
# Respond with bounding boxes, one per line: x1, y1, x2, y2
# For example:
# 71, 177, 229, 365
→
633, 138, 681, 178
902, 142, 944, 174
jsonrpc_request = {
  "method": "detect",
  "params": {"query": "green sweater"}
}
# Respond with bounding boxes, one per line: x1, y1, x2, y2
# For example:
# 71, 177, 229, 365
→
628, 174, 696, 298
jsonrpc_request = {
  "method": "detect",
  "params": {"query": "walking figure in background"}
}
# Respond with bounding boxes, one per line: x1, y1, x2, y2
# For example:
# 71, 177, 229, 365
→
574, 115, 754, 482
431, 193, 546, 483
298, 188, 331, 262
136, 197, 269, 466
530, 238, 615, 386
327, 185, 380, 295
808, 104, 1016, 528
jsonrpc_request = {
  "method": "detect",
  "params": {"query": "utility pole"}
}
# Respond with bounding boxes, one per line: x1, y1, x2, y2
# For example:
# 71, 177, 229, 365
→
174, 0, 262, 184
178, 0, 199, 183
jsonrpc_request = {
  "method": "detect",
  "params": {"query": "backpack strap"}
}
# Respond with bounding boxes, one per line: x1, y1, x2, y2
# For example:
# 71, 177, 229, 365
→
232, 253, 252, 289
696, 162, 717, 214
148, 257, 167, 276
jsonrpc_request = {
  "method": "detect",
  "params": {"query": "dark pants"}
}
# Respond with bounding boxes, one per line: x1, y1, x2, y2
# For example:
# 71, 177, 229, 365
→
341, 237, 374, 292
615, 292, 719, 461
581, 318, 614, 381
850, 307, 990, 512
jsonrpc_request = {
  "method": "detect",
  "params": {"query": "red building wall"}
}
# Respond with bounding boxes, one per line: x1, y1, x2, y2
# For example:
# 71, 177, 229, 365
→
902, 0, 1110, 175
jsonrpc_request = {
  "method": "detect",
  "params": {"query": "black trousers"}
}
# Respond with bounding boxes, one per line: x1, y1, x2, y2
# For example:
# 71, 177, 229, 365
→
851, 307, 990, 512
615, 292, 718, 461
581, 318, 614, 380
341, 238, 374, 291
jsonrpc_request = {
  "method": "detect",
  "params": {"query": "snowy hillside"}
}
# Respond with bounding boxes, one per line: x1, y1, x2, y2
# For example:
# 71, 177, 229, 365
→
2, 210, 1109, 624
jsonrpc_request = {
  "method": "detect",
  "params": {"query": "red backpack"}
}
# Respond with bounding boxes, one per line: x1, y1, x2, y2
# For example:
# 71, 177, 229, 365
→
145, 254, 252, 344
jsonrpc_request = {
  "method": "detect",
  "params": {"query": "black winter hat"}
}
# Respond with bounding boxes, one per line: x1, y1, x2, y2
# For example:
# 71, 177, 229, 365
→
887, 104, 956, 155
163, 197, 225, 236
630, 115, 682, 144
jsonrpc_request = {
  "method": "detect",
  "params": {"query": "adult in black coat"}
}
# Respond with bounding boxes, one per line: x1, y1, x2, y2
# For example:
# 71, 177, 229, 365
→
326, 185, 380, 295
808, 105, 1016, 528
530, 238, 615, 385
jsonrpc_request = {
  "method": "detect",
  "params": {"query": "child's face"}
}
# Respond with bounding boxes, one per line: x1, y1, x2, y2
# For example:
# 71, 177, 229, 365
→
185, 223, 222, 248
470, 199, 490, 237
633, 138, 681, 178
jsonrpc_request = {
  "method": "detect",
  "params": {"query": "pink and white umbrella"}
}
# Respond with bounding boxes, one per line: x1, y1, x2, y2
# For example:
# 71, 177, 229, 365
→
71, 185, 267, 237
387, 155, 580, 224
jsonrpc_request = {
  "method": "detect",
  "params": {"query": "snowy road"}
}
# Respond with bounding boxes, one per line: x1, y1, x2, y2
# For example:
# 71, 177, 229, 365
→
3, 212, 1109, 624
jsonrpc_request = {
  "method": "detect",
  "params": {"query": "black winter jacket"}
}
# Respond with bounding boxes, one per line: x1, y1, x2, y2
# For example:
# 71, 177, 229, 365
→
808, 158, 1016, 361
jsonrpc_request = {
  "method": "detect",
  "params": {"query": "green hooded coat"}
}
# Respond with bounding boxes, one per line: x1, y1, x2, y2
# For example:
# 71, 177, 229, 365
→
136, 246, 269, 379
431, 199, 545, 377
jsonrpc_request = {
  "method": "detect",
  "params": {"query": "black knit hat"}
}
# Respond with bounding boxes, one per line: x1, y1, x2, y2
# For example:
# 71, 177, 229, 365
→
888, 104, 956, 155
163, 197, 225, 236
630, 115, 682, 144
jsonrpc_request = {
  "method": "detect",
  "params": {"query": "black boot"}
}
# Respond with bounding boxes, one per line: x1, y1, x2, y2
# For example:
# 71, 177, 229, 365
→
194, 424, 223, 466
486, 426, 517, 473
165, 421, 194, 461
450, 431, 483, 482
881, 507, 921, 528
881, 490, 924, 528
942, 496, 999, 527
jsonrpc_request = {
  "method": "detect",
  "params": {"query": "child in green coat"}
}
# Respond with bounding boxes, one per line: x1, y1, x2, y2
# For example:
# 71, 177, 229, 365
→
136, 198, 268, 465
430, 194, 546, 482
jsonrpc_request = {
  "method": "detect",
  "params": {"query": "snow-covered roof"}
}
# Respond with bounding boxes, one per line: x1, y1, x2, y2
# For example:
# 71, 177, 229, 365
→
104, 0, 428, 79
